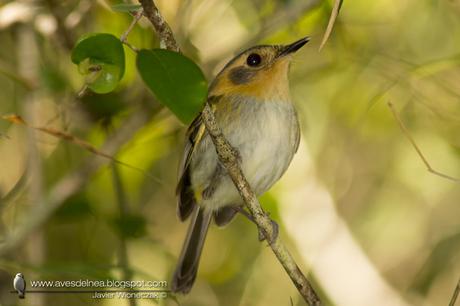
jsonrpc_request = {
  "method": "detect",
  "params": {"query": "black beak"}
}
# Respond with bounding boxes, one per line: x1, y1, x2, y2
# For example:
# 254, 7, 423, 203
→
279, 37, 310, 57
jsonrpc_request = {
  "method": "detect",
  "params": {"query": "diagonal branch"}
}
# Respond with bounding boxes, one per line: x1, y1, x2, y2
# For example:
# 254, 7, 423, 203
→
319, 0, 343, 52
448, 277, 460, 306
139, 0, 179, 52
138, 1, 321, 304
0, 106, 154, 256
388, 101, 459, 182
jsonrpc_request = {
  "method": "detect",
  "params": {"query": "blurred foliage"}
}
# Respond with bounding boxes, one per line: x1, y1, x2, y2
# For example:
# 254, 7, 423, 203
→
0, 0, 459, 306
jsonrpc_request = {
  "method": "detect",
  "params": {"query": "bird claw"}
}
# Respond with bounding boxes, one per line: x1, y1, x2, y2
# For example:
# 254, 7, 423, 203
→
234, 207, 279, 244
258, 218, 279, 244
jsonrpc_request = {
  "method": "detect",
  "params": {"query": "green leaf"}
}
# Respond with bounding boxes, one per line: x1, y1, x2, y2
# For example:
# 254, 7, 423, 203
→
71, 33, 125, 94
136, 49, 208, 124
111, 3, 142, 12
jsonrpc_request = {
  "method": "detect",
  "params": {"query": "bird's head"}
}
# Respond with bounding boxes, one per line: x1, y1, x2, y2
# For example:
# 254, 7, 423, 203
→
209, 37, 309, 101
15, 273, 24, 278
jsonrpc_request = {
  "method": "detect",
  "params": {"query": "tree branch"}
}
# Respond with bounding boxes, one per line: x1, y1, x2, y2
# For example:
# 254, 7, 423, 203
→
388, 101, 459, 182
0, 106, 154, 257
449, 278, 460, 306
139, 0, 179, 52
138, 1, 321, 304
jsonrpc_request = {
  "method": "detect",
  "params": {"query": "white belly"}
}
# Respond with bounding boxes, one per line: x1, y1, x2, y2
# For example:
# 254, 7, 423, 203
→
191, 99, 299, 211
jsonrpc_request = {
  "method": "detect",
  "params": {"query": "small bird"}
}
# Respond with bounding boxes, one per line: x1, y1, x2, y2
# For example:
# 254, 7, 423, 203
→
172, 37, 310, 293
13, 273, 26, 299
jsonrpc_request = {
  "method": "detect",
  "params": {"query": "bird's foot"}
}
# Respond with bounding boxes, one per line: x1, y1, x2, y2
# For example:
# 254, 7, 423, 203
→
257, 217, 279, 244
235, 207, 279, 244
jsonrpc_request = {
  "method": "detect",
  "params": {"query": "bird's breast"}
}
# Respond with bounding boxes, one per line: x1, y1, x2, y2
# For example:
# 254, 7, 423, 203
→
190, 95, 300, 210
219, 96, 299, 193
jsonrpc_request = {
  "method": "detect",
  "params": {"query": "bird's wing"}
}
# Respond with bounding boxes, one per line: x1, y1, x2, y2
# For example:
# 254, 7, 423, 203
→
176, 96, 226, 221
176, 109, 207, 221
14, 277, 25, 291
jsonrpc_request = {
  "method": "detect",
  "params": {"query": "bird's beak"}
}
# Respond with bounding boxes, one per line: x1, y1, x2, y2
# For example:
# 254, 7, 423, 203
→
278, 37, 310, 57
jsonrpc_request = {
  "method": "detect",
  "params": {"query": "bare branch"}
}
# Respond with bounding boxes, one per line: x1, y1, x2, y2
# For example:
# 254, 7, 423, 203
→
449, 278, 460, 306
319, 0, 343, 52
0, 106, 154, 256
120, 10, 143, 52
2, 114, 160, 183
387, 101, 459, 182
138, 0, 179, 52
138, 1, 321, 304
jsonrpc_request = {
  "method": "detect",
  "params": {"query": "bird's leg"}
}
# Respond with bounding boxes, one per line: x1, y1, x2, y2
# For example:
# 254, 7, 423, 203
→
233, 206, 279, 243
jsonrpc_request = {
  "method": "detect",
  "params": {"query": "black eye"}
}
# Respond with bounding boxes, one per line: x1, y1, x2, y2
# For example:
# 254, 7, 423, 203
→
246, 53, 262, 67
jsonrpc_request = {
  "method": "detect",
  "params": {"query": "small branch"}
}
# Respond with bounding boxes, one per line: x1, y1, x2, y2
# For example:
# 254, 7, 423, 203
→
120, 10, 143, 52
2, 114, 161, 184
449, 278, 460, 306
77, 84, 89, 98
138, 0, 179, 52
387, 101, 459, 182
319, 0, 343, 52
0, 106, 153, 257
138, 1, 321, 304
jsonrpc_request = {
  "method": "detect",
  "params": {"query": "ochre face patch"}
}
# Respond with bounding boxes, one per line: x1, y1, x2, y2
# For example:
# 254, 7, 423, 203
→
210, 46, 291, 101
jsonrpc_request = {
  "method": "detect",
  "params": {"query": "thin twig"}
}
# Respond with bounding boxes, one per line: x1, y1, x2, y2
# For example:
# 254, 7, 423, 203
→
319, 0, 343, 51
77, 84, 89, 98
2, 114, 161, 184
0, 106, 154, 256
138, 0, 179, 52
449, 278, 460, 306
387, 101, 459, 182
138, 1, 321, 304
120, 10, 143, 52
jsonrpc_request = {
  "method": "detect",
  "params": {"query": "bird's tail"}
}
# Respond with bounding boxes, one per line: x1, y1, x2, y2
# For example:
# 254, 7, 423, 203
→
18, 291, 25, 299
171, 207, 212, 294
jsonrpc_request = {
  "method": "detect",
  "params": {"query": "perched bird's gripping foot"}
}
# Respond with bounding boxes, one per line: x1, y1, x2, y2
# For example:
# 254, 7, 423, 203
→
257, 218, 279, 244
234, 207, 279, 244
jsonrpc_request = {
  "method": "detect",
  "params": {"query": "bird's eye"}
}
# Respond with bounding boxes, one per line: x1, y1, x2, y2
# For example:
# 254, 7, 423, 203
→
246, 53, 262, 67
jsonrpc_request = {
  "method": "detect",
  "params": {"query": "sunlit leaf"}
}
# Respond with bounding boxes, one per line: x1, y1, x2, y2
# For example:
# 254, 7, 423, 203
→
71, 33, 125, 94
136, 49, 208, 124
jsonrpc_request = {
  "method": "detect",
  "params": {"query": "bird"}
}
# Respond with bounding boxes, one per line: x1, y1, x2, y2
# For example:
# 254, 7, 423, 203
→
13, 273, 26, 299
171, 37, 310, 294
